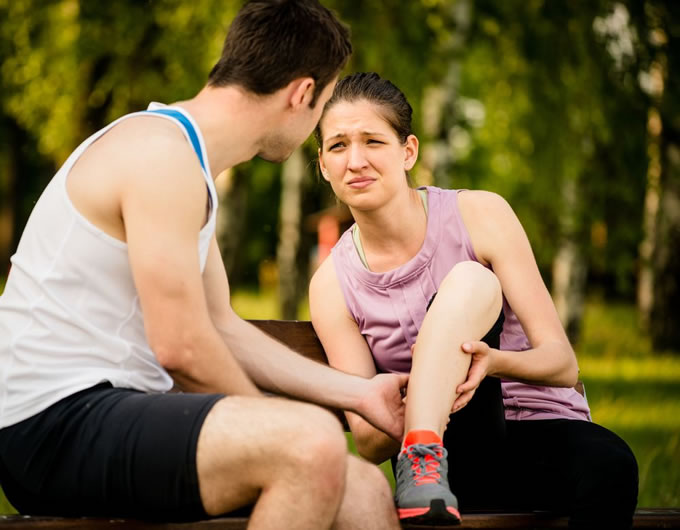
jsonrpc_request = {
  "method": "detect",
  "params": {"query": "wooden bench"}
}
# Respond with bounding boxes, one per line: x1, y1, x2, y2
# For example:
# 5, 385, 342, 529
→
1, 320, 679, 529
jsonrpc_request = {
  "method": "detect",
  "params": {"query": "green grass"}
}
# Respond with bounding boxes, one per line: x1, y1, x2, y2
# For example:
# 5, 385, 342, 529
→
0, 286, 678, 513
577, 300, 680, 507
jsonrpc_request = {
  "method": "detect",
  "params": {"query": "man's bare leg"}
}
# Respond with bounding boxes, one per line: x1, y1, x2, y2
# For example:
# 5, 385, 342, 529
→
405, 260, 503, 438
333, 455, 399, 530
196, 396, 347, 529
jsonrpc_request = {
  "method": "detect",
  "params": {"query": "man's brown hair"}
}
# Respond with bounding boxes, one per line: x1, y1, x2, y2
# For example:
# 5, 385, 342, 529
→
208, 0, 351, 106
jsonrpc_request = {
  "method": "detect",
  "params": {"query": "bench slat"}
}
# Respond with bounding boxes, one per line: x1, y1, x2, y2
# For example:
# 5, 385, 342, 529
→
2, 509, 679, 528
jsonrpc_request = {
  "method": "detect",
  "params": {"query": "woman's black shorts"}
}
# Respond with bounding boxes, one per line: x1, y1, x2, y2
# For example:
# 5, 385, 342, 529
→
0, 383, 223, 521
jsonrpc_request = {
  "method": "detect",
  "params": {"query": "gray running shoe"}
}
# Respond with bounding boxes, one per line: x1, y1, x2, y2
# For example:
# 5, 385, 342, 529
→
394, 442, 461, 525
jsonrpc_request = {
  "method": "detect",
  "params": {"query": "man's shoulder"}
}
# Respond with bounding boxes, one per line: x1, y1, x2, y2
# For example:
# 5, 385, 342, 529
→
104, 114, 193, 160
87, 114, 204, 188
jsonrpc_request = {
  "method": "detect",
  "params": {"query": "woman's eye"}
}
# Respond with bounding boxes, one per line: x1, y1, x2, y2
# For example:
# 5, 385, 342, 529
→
328, 142, 344, 151
367, 139, 383, 145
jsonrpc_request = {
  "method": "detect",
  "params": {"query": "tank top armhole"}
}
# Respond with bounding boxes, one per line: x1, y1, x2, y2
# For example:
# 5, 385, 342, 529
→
452, 189, 482, 263
330, 241, 362, 327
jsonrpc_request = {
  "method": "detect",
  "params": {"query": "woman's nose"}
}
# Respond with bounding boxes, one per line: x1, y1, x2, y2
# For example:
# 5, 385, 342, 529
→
347, 144, 368, 170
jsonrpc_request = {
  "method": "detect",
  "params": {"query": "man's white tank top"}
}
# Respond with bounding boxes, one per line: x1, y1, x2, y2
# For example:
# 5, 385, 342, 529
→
0, 103, 218, 429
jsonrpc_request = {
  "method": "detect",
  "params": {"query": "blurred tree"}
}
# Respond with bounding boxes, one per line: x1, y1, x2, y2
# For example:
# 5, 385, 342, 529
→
632, 0, 680, 350
1, 0, 677, 339
444, 0, 649, 342
0, 0, 237, 268
277, 148, 307, 319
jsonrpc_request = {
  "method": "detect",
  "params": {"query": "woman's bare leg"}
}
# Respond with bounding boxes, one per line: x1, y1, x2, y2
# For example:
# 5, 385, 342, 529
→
405, 261, 503, 437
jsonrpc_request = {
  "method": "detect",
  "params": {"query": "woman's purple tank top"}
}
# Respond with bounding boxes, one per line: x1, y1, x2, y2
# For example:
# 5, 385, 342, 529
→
331, 187, 590, 421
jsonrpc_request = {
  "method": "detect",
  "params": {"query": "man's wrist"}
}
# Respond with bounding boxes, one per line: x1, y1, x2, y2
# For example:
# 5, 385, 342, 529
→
343, 374, 371, 416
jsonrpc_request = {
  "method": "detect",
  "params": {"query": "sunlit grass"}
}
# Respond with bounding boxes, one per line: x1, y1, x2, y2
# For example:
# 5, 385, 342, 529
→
230, 287, 310, 321
576, 299, 680, 507
231, 287, 281, 319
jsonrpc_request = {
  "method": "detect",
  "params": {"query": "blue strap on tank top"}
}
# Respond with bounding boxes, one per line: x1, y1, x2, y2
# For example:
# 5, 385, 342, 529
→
147, 108, 206, 173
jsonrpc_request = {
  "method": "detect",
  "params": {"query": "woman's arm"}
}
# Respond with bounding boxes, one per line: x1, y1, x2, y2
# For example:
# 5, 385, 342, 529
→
309, 257, 401, 464
458, 190, 579, 390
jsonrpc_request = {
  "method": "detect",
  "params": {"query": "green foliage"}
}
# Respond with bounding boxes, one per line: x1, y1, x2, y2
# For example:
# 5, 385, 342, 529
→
0, 486, 16, 515
451, 0, 648, 291
0, 0, 237, 165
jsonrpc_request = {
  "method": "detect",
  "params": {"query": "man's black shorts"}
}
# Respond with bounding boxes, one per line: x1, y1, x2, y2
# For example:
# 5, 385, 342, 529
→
0, 383, 223, 521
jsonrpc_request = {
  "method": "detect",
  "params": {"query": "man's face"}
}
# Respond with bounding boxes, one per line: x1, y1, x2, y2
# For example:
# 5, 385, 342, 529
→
258, 78, 337, 163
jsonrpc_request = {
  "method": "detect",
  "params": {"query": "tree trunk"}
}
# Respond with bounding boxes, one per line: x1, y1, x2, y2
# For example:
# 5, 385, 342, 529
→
420, 0, 471, 188
277, 148, 306, 320
0, 117, 14, 275
552, 177, 587, 344
215, 166, 249, 281
638, 106, 663, 327
650, 135, 680, 350
5, 119, 29, 270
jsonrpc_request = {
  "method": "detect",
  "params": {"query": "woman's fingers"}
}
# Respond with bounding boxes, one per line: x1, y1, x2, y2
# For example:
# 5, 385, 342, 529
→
451, 388, 476, 413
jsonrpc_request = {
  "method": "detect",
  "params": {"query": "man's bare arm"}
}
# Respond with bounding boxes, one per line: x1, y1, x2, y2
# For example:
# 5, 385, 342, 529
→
202, 237, 408, 441
119, 122, 259, 397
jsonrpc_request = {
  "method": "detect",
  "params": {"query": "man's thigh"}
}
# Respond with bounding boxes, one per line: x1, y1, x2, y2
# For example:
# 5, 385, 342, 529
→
195, 395, 347, 516
0, 383, 222, 520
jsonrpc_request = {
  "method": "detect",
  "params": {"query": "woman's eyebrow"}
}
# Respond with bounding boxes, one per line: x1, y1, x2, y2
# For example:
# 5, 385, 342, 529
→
325, 131, 388, 143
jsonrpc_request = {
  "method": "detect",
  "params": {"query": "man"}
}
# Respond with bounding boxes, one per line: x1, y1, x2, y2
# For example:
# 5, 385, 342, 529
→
0, 1, 407, 528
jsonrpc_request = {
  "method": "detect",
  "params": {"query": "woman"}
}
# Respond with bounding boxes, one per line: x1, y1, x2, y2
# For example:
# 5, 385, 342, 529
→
309, 72, 638, 528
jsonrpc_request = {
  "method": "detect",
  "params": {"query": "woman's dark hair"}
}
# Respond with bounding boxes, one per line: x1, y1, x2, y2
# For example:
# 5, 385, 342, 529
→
314, 72, 413, 146
208, 0, 351, 107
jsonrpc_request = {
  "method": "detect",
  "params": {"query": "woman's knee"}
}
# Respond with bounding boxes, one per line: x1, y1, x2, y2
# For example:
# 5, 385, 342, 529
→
575, 428, 639, 509
439, 261, 502, 314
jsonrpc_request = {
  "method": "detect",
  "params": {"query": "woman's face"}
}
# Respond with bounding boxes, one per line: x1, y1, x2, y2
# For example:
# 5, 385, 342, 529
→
318, 99, 418, 211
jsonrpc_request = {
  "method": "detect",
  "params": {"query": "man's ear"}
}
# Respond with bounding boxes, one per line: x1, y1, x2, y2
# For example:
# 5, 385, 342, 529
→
404, 134, 419, 171
288, 77, 316, 109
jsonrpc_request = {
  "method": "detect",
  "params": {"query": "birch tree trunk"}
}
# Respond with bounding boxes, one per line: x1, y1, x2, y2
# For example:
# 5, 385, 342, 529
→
2, 119, 29, 272
638, 105, 663, 327
552, 177, 587, 344
637, 2, 680, 350
277, 147, 306, 320
650, 122, 680, 350
421, 0, 471, 188
215, 166, 249, 281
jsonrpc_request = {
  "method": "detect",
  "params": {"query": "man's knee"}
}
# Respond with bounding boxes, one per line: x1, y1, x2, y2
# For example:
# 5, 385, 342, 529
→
348, 455, 391, 495
292, 405, 347, 471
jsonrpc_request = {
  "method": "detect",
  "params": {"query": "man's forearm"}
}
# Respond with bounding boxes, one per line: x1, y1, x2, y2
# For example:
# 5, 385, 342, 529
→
215, 315, 369, 412
158, 323, 261, 397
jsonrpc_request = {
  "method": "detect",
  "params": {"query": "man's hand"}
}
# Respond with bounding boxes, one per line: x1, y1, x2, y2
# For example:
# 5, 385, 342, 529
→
354, 373, 409, 442
452, 341, 497, 413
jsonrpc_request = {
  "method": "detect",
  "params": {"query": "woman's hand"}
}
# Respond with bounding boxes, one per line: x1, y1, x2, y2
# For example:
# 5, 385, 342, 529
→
451, 341, 497, 413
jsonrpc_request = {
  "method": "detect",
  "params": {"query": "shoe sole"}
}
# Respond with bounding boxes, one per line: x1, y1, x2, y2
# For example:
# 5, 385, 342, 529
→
398, 499, 461, 525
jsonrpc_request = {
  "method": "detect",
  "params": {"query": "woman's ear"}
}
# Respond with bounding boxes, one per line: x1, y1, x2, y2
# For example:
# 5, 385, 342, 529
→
318, 149, 330, 182
404, 134, 419, 171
